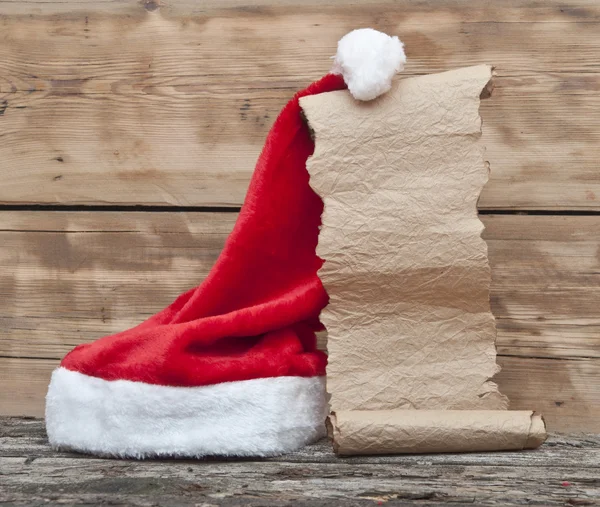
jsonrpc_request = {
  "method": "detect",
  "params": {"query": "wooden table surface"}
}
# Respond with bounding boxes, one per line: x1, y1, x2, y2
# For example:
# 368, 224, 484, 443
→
1, 417, 599, 506
0, 0, 599, 433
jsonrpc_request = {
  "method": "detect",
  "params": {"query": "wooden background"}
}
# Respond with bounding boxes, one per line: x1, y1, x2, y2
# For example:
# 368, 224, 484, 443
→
0, 0, 598, 432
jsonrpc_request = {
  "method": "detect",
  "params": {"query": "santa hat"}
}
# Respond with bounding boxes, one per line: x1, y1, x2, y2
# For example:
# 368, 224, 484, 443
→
45, 29, 406, 458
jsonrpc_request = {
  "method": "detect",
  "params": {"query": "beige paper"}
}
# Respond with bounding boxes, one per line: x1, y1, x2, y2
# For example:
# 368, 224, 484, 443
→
328, 411, 547, 455
299, 65, 538, 454
301, 65, 506, 411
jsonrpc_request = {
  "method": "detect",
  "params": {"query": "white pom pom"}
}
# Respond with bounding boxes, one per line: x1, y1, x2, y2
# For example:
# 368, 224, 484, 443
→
332, 28, 406, 101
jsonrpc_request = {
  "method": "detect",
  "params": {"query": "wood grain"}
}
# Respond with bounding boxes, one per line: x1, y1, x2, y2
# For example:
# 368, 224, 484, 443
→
0, 212, 598, 431
483, 215, 600, 359
0, 0, 599, 209
0, 212, 237, 358
1, 418, 599, 507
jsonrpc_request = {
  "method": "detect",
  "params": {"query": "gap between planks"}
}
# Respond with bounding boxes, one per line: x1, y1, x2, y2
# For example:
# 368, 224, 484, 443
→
2, 205, 600, 215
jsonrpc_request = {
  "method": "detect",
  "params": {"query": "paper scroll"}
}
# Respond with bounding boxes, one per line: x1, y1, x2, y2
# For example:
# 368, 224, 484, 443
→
300, 65, 546, 454
328, 411, 547, 455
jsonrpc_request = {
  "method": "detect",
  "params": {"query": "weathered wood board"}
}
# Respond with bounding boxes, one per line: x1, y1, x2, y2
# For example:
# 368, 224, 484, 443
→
1, 418, 599, 506
1, 0, 600, 209
0, 212, 598, 431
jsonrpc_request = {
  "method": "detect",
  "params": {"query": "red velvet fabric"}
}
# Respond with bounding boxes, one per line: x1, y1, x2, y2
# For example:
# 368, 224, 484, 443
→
61, 73, 347, 387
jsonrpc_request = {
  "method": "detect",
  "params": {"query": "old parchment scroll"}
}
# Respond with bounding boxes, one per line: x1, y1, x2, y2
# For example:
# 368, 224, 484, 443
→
328, 410, 547, 455
300, 65, 546, 454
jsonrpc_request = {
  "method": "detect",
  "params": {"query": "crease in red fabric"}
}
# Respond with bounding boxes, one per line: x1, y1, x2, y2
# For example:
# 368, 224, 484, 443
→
61, 73, 347, 386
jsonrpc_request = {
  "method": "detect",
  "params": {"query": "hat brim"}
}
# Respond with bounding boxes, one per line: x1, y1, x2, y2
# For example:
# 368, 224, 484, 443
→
45, 367, 327, 458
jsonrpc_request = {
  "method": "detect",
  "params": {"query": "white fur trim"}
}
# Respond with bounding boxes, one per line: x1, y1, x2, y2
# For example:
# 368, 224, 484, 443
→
46, 368, 328, 458
332, 28, 406, 101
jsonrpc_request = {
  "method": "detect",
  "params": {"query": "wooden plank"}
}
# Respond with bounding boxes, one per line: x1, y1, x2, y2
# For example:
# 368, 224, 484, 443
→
3, 0, 600, 19
1, 457, 599, 507
1, 1, 599, 209
483, 215, 600, 359
0, 359, 56, 418
0, 212, 237, 358
496, 356, 599, 433
1, 212, 598, 431
1, 419, 599, 507
3, 355, 598, 432
1, 212, 598, 360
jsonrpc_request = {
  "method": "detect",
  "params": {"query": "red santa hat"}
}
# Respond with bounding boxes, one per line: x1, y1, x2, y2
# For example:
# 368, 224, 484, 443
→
45, 29, 406, 458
